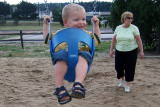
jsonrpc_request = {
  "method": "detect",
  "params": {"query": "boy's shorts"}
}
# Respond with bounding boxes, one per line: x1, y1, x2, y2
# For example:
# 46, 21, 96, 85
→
51, 49, 92, 66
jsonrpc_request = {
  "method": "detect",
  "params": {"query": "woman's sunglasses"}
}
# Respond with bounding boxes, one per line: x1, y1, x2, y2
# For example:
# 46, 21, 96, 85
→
126, 17, 133, 20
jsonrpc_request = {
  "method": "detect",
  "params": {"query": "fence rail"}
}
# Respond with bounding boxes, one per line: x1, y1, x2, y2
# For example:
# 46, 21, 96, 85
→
0, 30, 113, 49
0, 30, 43, 49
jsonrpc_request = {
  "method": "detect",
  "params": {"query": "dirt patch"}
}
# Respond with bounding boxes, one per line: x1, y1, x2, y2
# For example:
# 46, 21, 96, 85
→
0, 57, 160, 107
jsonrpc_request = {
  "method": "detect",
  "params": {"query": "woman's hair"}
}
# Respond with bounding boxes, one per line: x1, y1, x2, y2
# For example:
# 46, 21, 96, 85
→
62, 3, 86, 20
121, 11, 133, 23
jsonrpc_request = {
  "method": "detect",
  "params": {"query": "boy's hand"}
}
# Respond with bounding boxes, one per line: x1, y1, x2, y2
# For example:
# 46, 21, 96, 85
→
44, 15, 51, 24
91, 16, 99, 26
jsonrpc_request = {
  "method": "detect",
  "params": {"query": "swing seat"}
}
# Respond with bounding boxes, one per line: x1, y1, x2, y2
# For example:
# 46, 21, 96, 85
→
49, 28, 95, 82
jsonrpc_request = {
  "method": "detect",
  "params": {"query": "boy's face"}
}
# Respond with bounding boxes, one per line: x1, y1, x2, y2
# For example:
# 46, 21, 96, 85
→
63, 10, 86, 30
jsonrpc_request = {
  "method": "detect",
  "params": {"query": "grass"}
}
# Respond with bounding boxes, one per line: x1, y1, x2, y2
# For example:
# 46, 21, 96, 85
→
0, 26, 43, 31
1, 23, 60, 31
0, 42, 51, 57
95, 41, 111, 53
0, 21, 111, 58
0, 35, 18, 40
0, 21, 94, 31
0, 41, 111, 58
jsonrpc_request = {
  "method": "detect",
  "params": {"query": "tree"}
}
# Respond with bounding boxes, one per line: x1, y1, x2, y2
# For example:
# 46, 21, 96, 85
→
0, 2, 10, 17
52, 8, 63, 26
16, 1, 37, 19
109, 0, 160, 52
154, 0, 160, 53
38, 2, 112, 12
109, 0, 126, 30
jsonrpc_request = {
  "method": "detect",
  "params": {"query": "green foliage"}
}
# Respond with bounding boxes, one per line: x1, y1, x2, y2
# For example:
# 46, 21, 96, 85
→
52, 8, 63, 26
87, 20, 91, 25
7, 53, 13, 57
0, 42, 111, 58
0, 35, 18, 40
12, 10, 20, 19
109, 0, 128, 30
143, 42, 158, 51
110, 0, 160, 52
0, 17, 6, 26
0, 43, 51, 57
16, 1, 37, 19
43, 2, 111, 13
33, 49, 45, 52
98, 16, 102, 28
13, 17, 19, 26
0, 2, 10, 17
79, 1, 112, 12
95, 41, 111, 53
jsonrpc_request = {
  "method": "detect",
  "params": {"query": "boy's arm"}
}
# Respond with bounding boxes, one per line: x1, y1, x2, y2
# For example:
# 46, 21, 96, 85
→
43, 15, 50, 40
91, 16, 101, 41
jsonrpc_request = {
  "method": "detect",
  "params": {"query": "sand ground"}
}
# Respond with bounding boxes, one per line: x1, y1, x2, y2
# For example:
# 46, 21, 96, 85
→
0, 56, 160, 107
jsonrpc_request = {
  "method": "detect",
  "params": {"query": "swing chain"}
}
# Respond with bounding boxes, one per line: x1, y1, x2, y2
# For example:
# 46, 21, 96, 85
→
92, 0, 97, 38
93, 0, 97, 15
44, 0, 50, 16
44, 0, 47, 6
44, 0, 52, 39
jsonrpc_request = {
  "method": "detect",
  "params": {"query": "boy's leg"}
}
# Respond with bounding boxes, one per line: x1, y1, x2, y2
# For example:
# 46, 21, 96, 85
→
71, 56, 88, 98
71, 51, 92, 98
54, 61, 71, 102
54, 61, 68, 88
51, 49, 68, 87
75, 51, 92, 83
51, 49, 71, 103
75, 56, 88, 83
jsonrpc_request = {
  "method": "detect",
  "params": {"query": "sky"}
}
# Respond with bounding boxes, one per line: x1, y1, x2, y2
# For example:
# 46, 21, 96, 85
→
1, 0, 113, 5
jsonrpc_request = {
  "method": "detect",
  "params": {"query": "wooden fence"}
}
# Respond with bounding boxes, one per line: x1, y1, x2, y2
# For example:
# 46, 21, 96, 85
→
0, 30, 113, 49
0, 30, 43, 49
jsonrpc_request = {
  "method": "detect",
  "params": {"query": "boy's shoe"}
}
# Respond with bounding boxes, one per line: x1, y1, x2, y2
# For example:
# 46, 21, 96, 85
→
125, 85, 130, 93
54, 86, 72, 105
71, 82, 86, 99
118, 80, 124, 87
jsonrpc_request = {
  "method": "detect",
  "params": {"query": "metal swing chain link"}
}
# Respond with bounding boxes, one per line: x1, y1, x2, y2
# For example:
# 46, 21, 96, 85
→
93, 0, 97, 16
44, 0, 53, 22
44, 0, 52, 39
92, 0, 97, 38
44, 0, 47, 7
44, 0, 49, 16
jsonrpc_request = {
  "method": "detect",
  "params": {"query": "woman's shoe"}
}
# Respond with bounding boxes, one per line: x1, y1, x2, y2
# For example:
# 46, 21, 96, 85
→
118, 80, 124, 87
125, 85, 130, 92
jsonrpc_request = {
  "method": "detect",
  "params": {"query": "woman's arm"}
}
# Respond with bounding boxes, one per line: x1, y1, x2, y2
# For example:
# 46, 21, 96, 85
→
135, 35, 144, 59
110, 35, 116, 57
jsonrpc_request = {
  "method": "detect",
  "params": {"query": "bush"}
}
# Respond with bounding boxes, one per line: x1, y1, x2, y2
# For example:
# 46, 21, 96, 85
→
87, 20, 91, 25
13, 17, 19, 26
0, 17, 6, 26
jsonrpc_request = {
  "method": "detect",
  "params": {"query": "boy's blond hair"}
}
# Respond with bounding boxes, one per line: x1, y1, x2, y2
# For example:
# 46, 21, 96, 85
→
62, 3, 86, 20
121, 11, 133, 23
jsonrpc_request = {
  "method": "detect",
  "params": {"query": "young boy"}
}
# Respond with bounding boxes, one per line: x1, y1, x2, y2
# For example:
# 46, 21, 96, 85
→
43, 3, 101, 104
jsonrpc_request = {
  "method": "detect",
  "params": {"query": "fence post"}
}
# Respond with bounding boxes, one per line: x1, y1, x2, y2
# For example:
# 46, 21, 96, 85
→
20, 30, 24, 49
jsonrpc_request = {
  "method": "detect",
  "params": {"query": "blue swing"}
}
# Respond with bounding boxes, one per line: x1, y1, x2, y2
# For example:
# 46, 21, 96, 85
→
49, 28, 95, 82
